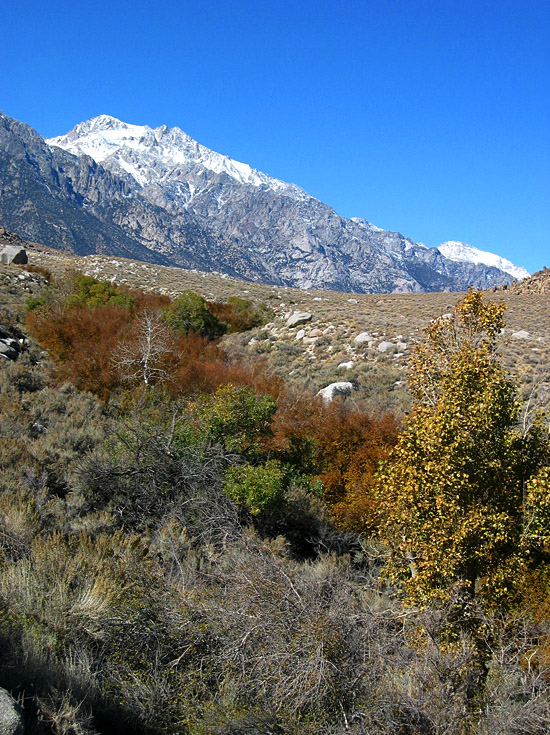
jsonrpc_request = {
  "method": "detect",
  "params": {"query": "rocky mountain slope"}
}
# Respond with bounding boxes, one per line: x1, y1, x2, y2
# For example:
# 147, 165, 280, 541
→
0, 112, 257, 277
0, 111, 528, 293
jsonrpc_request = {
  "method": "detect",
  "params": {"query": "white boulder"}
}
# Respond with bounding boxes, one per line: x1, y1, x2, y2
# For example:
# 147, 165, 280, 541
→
354, 331, 373, 344
0, 246, 27, 265
316, 381, 354, 404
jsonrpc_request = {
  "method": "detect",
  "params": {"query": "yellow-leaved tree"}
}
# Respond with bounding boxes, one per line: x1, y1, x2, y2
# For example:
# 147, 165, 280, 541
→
377, 289, 550, 609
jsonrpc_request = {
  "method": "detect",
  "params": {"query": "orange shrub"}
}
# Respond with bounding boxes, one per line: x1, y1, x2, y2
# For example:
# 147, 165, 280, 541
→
270, 395, 398, 533
27, 303, 130, 399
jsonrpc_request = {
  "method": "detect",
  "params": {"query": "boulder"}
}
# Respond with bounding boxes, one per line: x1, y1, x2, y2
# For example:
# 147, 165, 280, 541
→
0, 688, 23, 735
316, 381, 354, 405
511, 330, 532, 340
286, 311, 312, 328
0, 341, 19, 360
0, 246, 28, 265
354, 331, 373, 345
377, 340, 395, 353
337, 361, 354, 370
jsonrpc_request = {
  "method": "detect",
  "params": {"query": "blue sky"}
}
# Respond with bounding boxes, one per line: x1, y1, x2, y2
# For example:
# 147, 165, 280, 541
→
1, 0, 548, 272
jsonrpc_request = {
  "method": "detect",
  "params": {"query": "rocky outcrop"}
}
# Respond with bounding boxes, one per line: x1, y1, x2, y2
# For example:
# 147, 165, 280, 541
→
0, 319, 28, 361
0, 688, 23, 735
498, 267, 550, 294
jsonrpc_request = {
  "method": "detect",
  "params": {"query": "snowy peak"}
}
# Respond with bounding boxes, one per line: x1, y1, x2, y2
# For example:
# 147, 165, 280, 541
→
39, 112, 531, 292
47, 115, 308, 199
437, 241, 529, 281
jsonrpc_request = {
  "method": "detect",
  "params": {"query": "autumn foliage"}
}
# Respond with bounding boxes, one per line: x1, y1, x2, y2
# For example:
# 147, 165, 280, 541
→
26, 302, 130, 399
269, 396, 398, 532
25, 275, 279, 401
377, 290, 550, 609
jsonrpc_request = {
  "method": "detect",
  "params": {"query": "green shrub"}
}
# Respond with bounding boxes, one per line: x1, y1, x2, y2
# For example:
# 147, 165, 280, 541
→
163, 290, 224, 338
224, 460, 288, 515
66, 274, 135, 310
193, 384, 277, 454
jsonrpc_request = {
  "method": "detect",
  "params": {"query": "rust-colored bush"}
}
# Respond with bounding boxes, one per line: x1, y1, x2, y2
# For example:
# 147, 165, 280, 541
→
270, 395, 398, 533
26, 303, 130, 399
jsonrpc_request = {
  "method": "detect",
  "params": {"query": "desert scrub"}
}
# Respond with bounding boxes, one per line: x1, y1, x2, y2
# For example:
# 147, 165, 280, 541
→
0, 521, 208, 732
0, 375, 108, 498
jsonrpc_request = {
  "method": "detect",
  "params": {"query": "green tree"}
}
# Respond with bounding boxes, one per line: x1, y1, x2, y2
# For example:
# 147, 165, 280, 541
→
67, 274, 135, 310
163, 290, 224, 338
377, 290, 549, 609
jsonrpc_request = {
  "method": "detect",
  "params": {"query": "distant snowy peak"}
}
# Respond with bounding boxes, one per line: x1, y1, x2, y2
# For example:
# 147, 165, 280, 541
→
437, 241, 529, 281
47, 114, 308, 199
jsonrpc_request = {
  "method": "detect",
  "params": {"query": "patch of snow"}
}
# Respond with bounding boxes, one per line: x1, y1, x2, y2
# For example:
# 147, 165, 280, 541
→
350, 218, 384, 232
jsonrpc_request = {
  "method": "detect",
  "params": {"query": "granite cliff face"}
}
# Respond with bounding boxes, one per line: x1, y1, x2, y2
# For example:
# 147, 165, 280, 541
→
0, 111, 526, 292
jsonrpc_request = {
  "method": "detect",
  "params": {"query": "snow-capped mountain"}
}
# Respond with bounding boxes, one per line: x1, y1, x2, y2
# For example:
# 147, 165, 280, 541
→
437, 241, 529, 281
47, 115, 308, 202
0, 110, 528, 293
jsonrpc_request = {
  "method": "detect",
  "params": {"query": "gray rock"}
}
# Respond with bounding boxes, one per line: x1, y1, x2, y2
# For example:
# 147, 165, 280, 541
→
511, 330, 532, 340
337, 361, 354, 370
287, 312, 312, 328
0, 340, 19, 360
316, 381, 354, 404
377, 341, 395, 353
0, 246, 27, 265
0, 688, 23, 735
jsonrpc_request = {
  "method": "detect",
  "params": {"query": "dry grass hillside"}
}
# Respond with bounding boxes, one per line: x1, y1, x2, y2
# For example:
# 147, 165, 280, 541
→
14, 242, 550, 417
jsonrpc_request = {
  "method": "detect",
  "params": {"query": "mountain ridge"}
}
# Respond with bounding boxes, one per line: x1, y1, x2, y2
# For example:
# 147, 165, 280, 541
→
0, 110, 528, 293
